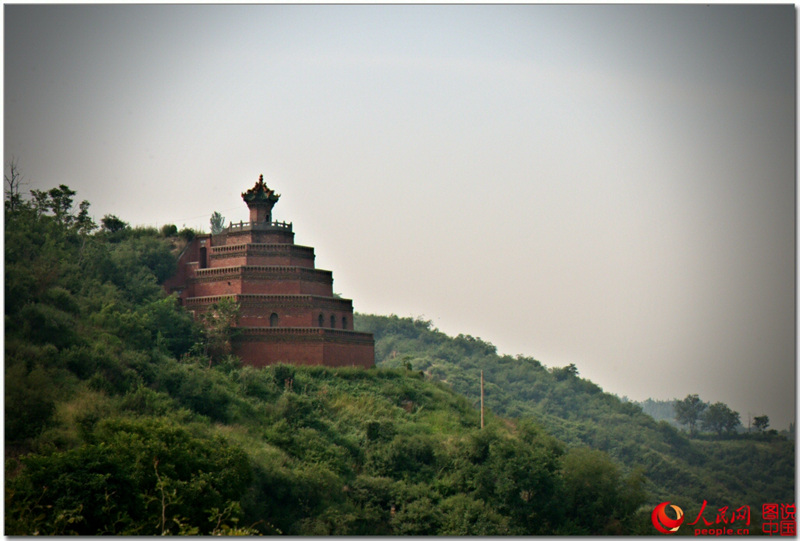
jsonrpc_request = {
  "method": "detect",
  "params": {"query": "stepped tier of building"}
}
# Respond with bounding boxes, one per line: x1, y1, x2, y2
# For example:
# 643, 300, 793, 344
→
164, 175, 374, 368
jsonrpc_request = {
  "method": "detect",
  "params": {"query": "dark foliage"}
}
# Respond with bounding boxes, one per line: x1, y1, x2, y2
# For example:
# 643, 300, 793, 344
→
5, 184, 792, 535
357, 313, 795, 524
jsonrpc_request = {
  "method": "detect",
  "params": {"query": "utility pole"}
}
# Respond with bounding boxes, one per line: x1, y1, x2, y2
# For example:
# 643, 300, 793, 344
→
480, 370, 484, 429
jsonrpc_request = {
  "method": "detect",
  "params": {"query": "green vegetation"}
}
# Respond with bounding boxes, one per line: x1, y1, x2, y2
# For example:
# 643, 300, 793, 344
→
5, 183, 649, 535
5, 181, 793, 535
700, 401, 741, 436
675, 394, 708, 436
754, 415, 770, 432
358, 314, 795, 526
635, 398, 678, 426
210, 211, 226, 235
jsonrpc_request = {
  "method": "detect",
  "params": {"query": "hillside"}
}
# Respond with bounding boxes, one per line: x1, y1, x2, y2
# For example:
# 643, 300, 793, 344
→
357, 314, 795, 520
5, 185, 793, 535
4, 186, 649, 535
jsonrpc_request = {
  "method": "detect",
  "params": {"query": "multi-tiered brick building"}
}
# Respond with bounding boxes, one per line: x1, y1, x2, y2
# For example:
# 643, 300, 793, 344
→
164, 175, 374, 368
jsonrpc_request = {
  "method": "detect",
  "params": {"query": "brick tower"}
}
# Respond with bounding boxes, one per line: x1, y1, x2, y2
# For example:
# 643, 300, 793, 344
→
164, 175, 375, 368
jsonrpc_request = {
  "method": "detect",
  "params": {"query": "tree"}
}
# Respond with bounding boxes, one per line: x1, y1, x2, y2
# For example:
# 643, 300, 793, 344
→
199, 297, 240, 366
560, 447, 646, 534
674, 394, 707, 436
438, 494, 510, 535
701, 402, 741, 436
4, 157, 27, 212
32, 184, 71, 223
210, 211, 226, 234
29, 184, 96, 233
552, 363, 579, 381
101, 214, 129, 233
753, 415, 770, 432
6, 418, 253, 535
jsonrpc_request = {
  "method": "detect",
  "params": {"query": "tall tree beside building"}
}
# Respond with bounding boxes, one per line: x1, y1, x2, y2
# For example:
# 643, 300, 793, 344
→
210, 211, 226, 234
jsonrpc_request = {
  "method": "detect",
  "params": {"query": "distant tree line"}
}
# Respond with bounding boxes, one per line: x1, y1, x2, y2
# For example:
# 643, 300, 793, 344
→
673, 394, 772, 437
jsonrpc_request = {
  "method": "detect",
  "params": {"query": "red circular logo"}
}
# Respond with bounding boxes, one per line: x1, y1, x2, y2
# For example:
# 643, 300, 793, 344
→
652, 501, 684, 534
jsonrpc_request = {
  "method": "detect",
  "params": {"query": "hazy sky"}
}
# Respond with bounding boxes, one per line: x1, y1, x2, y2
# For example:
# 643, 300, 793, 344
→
5, 5, 796, 429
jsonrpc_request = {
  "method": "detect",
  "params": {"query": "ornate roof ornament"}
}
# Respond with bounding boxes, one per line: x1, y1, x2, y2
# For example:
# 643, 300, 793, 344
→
242, 174, 280, 204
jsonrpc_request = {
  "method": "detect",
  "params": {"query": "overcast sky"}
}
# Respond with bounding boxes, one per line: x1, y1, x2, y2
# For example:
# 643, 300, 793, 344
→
5, 4, 796, 429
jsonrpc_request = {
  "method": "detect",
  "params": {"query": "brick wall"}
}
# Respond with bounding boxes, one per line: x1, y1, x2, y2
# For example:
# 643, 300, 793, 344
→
163, 193, 374, 369
235, 338, 325, 368
209, 244, 315, 268
234, 331, 374, 368
163, 235, 209, 297
222, 230, 294, 246
191, 277, 333, 297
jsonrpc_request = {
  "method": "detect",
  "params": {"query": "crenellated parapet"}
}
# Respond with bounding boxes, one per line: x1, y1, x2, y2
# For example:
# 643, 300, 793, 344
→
192, 265, 332, 281
186, 294, 353, 311
211, 243, 311, 256
210, 243, 315, 268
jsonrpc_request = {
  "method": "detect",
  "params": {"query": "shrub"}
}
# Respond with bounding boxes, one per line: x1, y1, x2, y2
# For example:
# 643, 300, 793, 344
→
178, 228, 196, 242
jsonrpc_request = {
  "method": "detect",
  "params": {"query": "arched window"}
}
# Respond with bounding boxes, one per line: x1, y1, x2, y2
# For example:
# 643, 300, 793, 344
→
318, 313, 324, 327
270, 313, 279, 327
342, 316, 347, 329
330, 315, 336, 328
